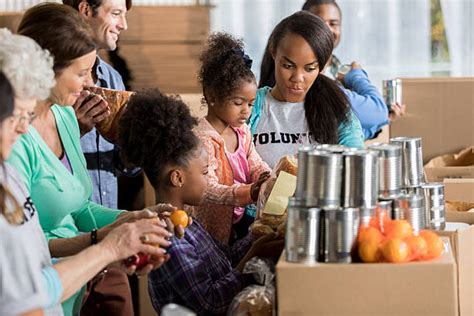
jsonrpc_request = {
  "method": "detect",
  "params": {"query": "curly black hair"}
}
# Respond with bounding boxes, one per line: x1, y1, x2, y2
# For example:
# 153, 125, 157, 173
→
198, 32, 256, 106
118, 89, 199, 188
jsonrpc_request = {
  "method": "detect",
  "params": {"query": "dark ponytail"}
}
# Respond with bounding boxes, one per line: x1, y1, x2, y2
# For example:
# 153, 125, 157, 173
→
260, 10, 350, 144
305, 75, 349, 143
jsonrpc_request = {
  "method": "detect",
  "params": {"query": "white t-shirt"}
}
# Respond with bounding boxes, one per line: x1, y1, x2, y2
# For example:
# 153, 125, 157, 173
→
0, 163, 63, 316
253, 92, 314, 168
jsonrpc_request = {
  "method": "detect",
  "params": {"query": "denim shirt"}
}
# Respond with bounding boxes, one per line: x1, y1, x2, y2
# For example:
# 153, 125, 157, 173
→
79, 57, 126, 209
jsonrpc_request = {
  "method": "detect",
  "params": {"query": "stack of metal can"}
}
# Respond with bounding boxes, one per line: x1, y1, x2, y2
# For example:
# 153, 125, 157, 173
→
286, 145, 379, 264
285, 137, 446, 265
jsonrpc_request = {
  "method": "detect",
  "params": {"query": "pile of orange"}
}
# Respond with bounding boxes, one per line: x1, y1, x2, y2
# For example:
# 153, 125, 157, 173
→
358, 208, 444, 263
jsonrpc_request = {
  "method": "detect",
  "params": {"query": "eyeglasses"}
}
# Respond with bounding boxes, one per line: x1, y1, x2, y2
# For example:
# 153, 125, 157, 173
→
8, 111, 37, 125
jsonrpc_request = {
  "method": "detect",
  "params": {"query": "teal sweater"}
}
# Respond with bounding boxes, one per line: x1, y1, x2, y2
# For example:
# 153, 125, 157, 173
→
8, 105, 123, 316
248, 87, 364, 148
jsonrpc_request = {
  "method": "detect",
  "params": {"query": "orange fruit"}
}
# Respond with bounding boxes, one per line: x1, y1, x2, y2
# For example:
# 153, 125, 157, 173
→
358, 226, 384, 244
384, 220, 413, 239
419, 230, 444, 260
359, 240, 382, 263
405, 235, 428, 260
170, 210, 189, 228
368, 216, 380, 230
382, 238, 409, 263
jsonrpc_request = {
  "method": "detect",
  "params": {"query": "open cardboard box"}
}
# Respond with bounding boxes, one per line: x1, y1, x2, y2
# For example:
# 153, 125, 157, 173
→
439, 212, 474, 316
425, 147, 474, 182
390, 78, 474, 164
444, 179, 474, 204
276, 240, 457, 316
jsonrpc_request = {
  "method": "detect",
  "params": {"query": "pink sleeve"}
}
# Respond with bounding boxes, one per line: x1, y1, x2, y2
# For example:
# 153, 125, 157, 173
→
201, 138, 253, 206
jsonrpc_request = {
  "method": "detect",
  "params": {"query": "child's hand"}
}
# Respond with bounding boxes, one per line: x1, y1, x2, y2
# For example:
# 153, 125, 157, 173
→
250, 171, 271, 201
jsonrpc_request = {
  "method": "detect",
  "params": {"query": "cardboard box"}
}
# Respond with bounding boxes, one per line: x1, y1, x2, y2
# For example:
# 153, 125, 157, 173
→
444, 179, 474, 203
277, 242, 457, 316
390, 78, 474, 164
441, 212, 474, 316
425, 147, 474, 182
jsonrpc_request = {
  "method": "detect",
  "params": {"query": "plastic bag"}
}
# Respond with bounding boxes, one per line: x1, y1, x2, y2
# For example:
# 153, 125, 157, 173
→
227, 258, 275, 316
251, 156, 298, 237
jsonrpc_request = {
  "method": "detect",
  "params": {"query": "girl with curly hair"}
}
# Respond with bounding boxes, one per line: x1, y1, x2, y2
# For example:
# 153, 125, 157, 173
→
118, 89, 282, 315
193, 32, 272, 244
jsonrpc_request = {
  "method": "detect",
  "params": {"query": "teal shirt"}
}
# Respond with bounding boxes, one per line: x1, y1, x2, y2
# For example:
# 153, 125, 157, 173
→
8, 105, 123, 316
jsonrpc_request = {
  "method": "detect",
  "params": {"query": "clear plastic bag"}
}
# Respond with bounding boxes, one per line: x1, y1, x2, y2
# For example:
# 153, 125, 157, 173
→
227, 258, 275, 316
251, 156, 297, 237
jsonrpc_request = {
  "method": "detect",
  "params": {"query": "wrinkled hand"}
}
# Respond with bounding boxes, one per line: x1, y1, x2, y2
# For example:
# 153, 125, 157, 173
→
248, 232, 285, 259
145, 203, 192, 239
73, 90, 110, 136
250, 171, 271, 201
101, 218, 172, 275
389, 102, 406, 121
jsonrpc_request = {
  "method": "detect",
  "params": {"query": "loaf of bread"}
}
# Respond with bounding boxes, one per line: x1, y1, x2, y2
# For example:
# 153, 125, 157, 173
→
251, 155, 297, 237
85, 86, 134, 142
230, 285, 273, 316
273, 155, 298, 176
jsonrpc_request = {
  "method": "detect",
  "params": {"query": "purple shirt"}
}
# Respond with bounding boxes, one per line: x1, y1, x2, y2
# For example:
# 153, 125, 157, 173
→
147, 220, 255, 315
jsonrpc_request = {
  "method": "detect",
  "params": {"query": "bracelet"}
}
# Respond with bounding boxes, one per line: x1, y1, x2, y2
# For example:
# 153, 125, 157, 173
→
90, 229, 98, 245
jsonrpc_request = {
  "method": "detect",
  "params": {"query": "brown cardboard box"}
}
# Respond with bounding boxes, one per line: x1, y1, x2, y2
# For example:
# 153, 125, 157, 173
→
277, 242, 457, 316
441, 212, 474, 316
390, 78, 474, 164
444, 179, 474, 203
425, 147, 474, 182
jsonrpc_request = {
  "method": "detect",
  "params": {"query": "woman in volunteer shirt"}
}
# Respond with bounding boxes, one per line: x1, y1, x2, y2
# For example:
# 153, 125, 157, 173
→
250, 11, 364, 167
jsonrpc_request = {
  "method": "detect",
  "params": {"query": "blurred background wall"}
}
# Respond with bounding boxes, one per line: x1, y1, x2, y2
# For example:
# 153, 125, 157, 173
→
1, 0, 473, 91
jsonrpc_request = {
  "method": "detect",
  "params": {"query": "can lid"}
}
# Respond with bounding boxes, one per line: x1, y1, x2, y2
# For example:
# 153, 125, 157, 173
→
315, 144, 354, 154
421, 182, 444, 189
367, 143, 402, 157
298, 145, 314, 153
390, 137, 422, 145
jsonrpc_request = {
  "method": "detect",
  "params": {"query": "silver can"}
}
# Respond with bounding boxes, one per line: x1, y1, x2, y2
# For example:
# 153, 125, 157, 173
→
295, 145, 315, 203
305, 150, 343, 209
393, 193, 425, 233
342, 150, 379, 209
390, 137, 425, 188
359, 207, 375, 228
382, 78, 402, 109
320, 208, 359, 263
368, 143, 402, 199
421, 183, 446, 230
285, 198, 321, 264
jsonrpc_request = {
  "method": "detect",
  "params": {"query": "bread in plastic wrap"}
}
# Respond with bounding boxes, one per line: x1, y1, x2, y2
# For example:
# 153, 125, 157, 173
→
227, 258, 275, 316
251, 156, 297, 237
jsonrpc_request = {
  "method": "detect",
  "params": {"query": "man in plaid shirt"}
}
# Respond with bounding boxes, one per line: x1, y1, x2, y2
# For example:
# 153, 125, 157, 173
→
148, 220, 282, 315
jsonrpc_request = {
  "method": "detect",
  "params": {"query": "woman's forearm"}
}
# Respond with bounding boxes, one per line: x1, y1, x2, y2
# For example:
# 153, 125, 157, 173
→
48, 227, 110, 257
53, 243, 114, 301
